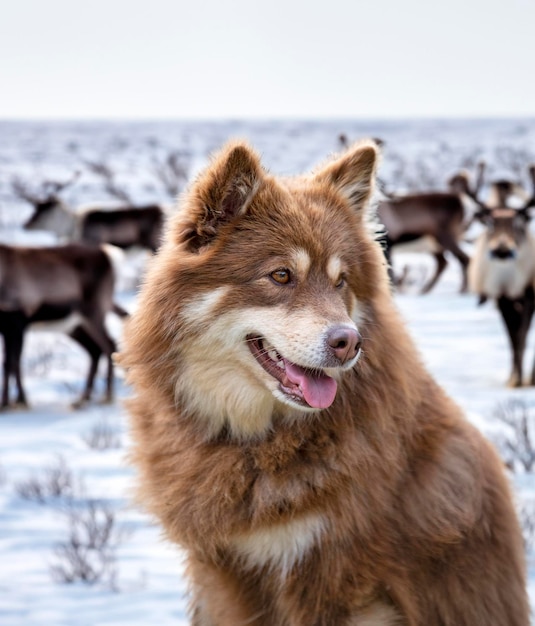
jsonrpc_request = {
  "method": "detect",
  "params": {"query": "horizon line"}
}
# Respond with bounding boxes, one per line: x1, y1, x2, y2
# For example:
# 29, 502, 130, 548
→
0, 114, 534, 124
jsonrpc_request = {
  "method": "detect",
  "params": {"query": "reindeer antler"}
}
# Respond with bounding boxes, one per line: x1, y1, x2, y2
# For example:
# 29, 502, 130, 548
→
84, 159, 131, 203
12, 172, 79, 206
460, 166, 490, 211
43, 171, 80, 196
11, 176, 42, 205
474, 160, 486, 197
447, 161, 486, 200
151, 150, 190, 199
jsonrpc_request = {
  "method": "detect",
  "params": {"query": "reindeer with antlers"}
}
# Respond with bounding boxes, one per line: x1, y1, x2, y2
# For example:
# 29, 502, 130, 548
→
468, 165, 535, 387
13, 171, 165, 252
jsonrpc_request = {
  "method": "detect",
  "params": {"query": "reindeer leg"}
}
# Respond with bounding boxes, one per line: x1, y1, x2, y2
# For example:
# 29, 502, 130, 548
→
497, 294, 532, 387
420, 252, 447, 294
515, 288, 534, 388
519, 289, 534, 386
2, 318, 28, 408
1, 335, 10, 409
520, 287, 535, 386
437, 234, 470, 293
496, 297, 520, 386
103, 339, 116, 404
69, 326, 102, 408
13, 342, 28, 407
79, 321, 116, 404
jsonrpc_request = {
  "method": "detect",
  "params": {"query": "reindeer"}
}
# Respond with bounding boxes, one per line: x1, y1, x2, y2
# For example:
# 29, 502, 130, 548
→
342, 137, 525, 295
468, 165, 535, 387
336, 136, 482, 294
0, 243, 128, 409
13, 174, 165, 252
377, 163, 484, 293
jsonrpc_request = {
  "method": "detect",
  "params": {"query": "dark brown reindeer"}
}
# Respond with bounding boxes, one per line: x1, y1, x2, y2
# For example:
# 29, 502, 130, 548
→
0, 243, 128, 409
338, 134, 481, 293
13, 174, 165, 252
468, 165, 535, 387
377, 163, 484, 293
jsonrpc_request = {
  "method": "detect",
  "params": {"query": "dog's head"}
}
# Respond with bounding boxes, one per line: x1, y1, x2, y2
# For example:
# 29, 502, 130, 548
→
126, 140, 389, 438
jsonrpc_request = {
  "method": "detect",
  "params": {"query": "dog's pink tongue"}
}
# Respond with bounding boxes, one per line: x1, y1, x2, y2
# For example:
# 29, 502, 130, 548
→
284, 361, 337, 409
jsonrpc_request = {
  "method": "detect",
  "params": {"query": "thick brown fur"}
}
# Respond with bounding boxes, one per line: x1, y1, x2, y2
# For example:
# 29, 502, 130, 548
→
121, 140, 529, 625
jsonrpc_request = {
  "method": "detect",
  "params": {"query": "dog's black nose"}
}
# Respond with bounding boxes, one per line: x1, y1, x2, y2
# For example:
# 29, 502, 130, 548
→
327, 326, 362, 364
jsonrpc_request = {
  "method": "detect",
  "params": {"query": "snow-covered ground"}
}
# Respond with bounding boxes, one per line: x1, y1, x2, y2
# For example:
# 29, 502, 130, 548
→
1, 119, 535, 625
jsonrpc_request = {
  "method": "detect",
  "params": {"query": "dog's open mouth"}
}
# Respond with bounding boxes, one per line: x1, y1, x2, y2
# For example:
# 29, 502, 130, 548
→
247, 335, 337, 409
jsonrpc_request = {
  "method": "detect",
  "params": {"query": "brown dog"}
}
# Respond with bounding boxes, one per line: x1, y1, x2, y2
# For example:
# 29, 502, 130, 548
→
121, 140, 529, 625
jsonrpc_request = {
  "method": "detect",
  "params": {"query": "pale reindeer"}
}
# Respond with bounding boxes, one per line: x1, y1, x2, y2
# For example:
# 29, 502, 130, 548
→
13, 173, 165, 252
468, 165, 535, 387
0, 243, 128, 409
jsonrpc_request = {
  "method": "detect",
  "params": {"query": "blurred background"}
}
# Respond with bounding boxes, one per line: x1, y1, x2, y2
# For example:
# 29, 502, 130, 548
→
1, 1, 535, 624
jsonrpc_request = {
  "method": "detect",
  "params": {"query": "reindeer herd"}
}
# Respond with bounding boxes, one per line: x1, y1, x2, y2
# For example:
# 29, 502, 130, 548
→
1, 144, 535, 411
1, 169, 166, 409
382, 160, 535, 388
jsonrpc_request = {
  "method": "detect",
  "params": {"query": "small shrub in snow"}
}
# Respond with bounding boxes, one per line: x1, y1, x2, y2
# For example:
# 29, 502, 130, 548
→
82, 418, 121, 451
15, 455, 75, 503
494, 145, 535, 182
24, 343, 56, 376
519, 501, 535, 552
50, 500, 128, 589
150, 148, 191, 199
492, 399, 535, 473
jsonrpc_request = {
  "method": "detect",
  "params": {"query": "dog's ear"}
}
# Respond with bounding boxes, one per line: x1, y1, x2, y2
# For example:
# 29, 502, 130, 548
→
314, 140, 379, 214
180, 141, 264, 252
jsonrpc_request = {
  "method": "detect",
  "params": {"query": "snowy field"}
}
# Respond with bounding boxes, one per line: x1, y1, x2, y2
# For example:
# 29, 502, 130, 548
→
1, 118, 535, 625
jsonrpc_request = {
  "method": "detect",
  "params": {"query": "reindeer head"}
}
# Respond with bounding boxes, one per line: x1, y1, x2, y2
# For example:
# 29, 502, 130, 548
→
474, 164, 535, 260
448, 160, 486, 197
12, 173, 79, 231
448, 171, 471, 195
23, 198, 63, 229
476, 207, 531, 260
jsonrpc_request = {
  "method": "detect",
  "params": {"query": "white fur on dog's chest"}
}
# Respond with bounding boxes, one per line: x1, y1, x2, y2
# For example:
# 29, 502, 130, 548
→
229, 513, 326, 576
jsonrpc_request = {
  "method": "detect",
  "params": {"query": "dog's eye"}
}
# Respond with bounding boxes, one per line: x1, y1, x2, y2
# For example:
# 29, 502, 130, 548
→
270, 269, 292, 285
335, 274, 346, 289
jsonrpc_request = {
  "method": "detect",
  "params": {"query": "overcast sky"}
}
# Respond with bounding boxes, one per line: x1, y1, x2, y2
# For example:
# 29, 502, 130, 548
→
1, 0, 534, 119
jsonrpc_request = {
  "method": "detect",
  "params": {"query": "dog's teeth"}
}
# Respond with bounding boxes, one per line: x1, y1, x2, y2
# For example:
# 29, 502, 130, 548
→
266, 348, 285, 370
